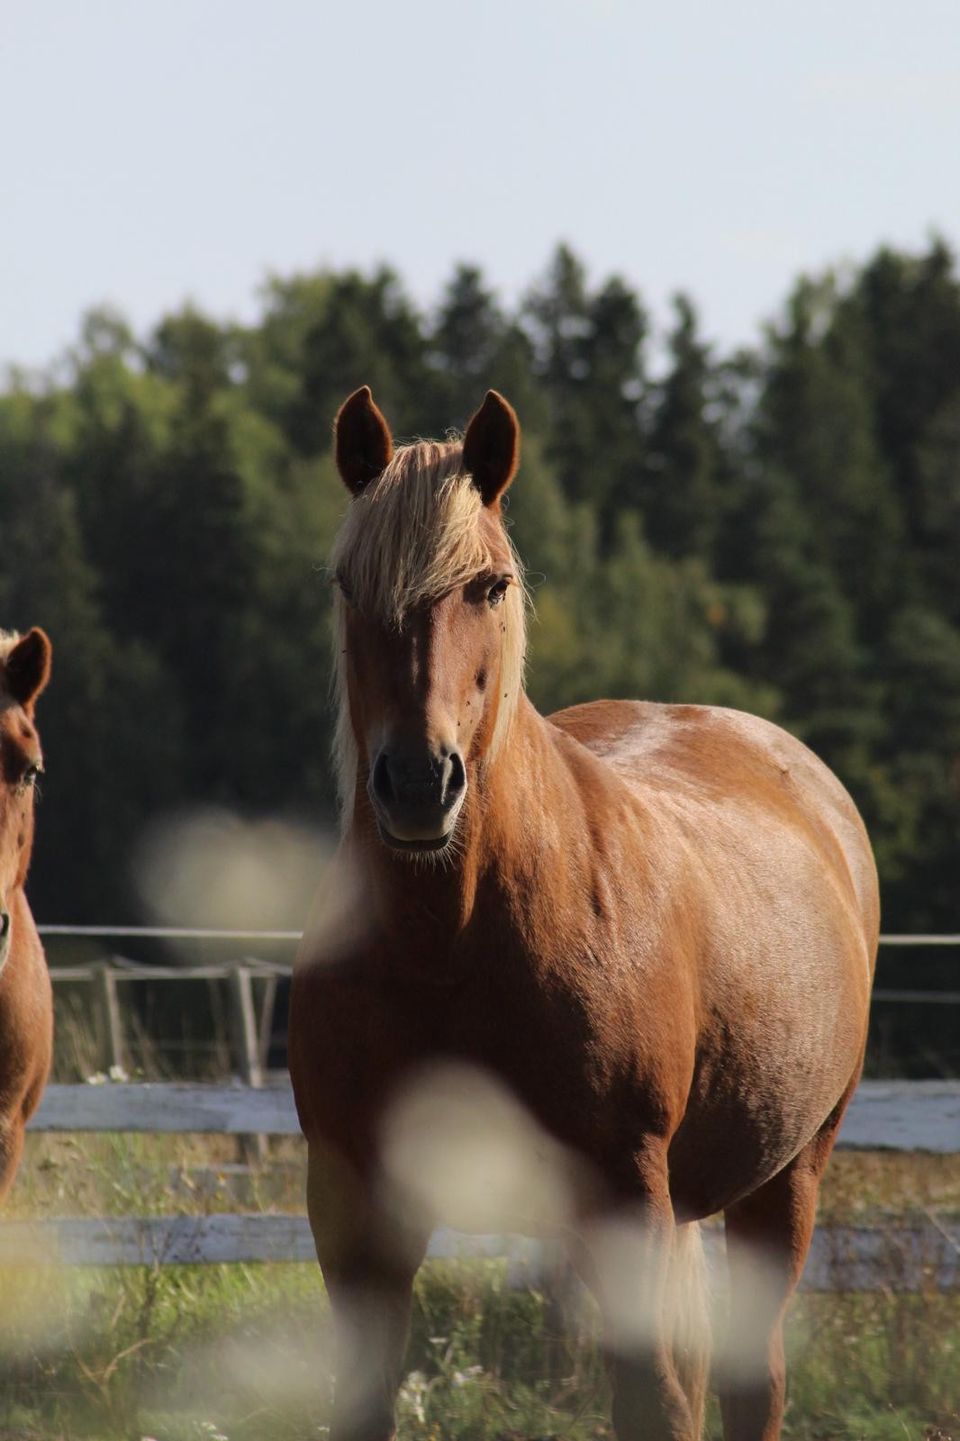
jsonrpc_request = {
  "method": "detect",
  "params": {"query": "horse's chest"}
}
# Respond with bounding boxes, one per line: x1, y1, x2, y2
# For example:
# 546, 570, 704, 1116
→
297, 942, 680, 1189
430, 962, 660, 1159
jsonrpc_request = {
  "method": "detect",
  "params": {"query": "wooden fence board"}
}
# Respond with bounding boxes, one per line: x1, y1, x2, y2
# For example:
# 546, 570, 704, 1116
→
28, 1079, 960, 1152
835, 1079, 960, 1152
16, 1078, 960, 1288
0, 1215, 957, 1290
29, 1083, 302, 1135
0, 1214, 317, 1266
801, 1222, 960, 1292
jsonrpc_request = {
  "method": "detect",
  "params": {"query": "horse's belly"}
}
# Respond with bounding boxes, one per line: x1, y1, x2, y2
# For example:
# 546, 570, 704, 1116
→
663, 858, 872, 1219
666, 1021, 863, 1219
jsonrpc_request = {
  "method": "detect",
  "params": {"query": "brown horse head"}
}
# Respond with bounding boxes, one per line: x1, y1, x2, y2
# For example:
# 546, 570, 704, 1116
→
330, 388, 526, 852
0, 629, 51, 960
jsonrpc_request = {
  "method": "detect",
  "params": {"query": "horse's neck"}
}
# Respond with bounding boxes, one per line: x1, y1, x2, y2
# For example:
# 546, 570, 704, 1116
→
349, 695, 577, 945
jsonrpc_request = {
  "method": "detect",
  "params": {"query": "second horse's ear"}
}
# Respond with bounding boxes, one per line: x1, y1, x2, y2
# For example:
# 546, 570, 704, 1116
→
334, 386, 394, 496
5, 628, 52, 713
462, 391, 520, 508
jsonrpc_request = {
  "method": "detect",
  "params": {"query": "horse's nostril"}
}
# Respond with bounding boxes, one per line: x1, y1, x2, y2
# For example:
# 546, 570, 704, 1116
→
0, 912, 9, 941
447, 751, 466, 798
372, 752, 394, 806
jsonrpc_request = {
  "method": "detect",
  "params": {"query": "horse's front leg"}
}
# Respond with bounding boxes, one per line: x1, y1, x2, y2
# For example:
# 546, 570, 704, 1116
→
578, 1149, 709, 1441
0, 1112, 26, 1203
307, 1144, 428, 1441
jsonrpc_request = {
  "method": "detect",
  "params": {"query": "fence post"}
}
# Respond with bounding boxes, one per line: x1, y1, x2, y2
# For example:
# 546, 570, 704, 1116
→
227, 964, 263, 1088
256, 972, 279, 1076
227, 963, 266, 1162
94, 962, 126, 1076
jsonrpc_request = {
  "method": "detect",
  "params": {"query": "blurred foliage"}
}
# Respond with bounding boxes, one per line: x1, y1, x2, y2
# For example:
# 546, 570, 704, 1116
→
2, 239, 959, 936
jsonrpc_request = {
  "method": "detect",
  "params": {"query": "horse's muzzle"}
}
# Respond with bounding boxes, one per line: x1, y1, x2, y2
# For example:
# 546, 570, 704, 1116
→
369, 746, 467, 849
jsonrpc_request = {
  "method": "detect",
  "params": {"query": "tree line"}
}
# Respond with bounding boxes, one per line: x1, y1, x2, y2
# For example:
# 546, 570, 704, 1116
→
2, 240, 959, 936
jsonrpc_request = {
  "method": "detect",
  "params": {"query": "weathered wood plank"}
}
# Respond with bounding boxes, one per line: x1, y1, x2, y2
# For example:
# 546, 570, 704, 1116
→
0, 1213, 316, 1266
802, 1222, 960, 1292
0, 1215, 956, 1289
28, 1083, 302, 1135
836, 1079, 960, 1153
28, 1079, 960, 1152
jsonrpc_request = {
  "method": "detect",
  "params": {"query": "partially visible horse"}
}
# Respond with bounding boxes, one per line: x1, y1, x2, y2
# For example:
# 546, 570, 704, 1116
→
289, 388, 878, 1441
0, 628, 53, 1199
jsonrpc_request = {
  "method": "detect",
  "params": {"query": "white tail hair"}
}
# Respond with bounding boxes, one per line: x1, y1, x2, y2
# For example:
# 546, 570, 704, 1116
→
665, 1221, 711, 1436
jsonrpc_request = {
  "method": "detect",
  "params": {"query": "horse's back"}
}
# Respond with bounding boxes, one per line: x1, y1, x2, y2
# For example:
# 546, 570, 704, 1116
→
549, 697, 878, 953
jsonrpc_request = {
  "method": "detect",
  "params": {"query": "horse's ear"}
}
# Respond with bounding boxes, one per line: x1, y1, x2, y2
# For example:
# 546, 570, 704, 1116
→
334, 386, 394, 496
462, 390, 520, 508
5, 628, 52, 711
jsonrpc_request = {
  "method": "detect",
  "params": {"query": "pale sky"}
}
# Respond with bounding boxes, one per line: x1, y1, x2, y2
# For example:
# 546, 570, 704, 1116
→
2, 0, 958, 370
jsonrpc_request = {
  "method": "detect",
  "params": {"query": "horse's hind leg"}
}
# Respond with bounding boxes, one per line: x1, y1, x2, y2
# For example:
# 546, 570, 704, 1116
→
718, 1093, 852, 1441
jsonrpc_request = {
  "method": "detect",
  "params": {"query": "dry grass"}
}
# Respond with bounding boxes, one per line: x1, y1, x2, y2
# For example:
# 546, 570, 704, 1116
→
12, 1132, 306, 1222
819, 1150, 960, 1223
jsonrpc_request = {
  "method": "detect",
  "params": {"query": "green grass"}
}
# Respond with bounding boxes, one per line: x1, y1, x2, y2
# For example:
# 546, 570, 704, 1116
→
0, 1256, 957, 1439
0, 1134, 957, 1439
785, 1293, 959, 1439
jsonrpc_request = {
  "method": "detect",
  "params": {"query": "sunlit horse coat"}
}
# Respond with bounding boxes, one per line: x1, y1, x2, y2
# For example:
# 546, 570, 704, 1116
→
289, 388, 878, 1441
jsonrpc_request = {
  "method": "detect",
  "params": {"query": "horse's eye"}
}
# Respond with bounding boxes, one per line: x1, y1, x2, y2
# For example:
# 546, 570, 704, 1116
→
334, 573, 354, 604
19, 763, 42, 791
487, 577, 511, 607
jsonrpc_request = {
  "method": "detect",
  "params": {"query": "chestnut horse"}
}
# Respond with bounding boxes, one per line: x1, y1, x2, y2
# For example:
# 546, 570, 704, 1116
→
0, 628, 53, 1200
289, 389, 878, 1441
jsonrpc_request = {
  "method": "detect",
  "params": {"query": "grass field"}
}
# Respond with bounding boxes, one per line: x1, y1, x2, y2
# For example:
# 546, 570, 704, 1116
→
0, 1133, 956, 1440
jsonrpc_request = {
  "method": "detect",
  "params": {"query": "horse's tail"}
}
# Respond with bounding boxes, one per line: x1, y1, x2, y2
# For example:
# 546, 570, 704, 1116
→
665, 1220, 711, 1437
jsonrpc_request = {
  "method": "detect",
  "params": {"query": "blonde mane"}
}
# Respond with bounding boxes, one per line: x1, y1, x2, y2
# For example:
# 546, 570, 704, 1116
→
330, 440, 527, 814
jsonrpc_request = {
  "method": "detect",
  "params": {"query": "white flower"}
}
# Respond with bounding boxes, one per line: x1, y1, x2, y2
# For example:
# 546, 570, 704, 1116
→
452, 1365, 484, 1388
398, 1371, 429, 1425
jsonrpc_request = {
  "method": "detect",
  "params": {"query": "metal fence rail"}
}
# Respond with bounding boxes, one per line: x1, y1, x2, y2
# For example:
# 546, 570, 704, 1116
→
34, 924, 960, 951
38, 931, 960, 1083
